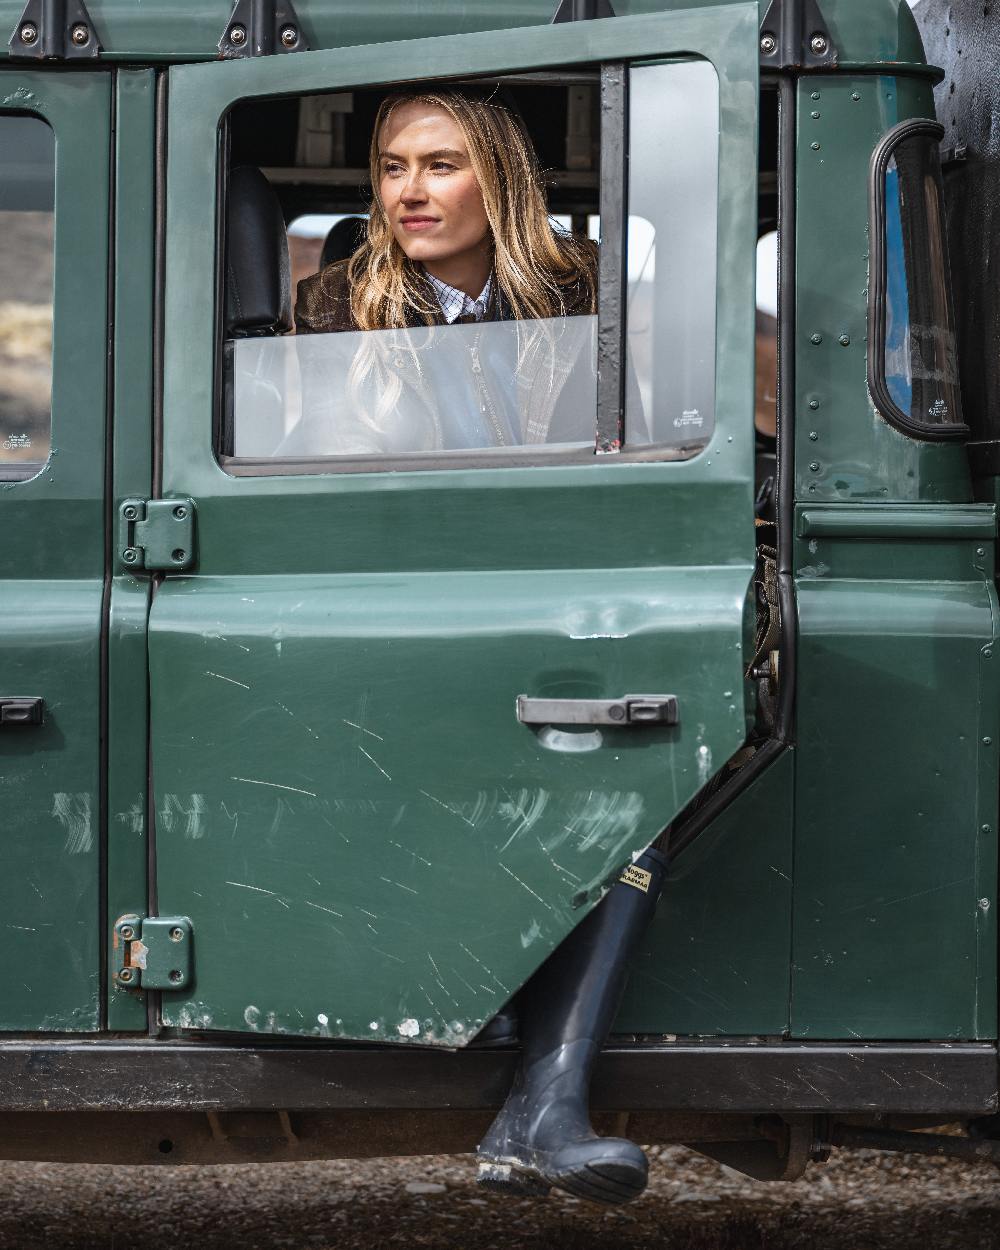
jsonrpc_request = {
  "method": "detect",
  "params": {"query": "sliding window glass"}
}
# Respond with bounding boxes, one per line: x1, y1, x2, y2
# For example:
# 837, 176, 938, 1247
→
0, 116, 54, 475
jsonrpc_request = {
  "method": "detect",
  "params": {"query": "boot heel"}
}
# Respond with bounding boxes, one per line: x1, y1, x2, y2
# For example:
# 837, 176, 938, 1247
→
476, 1160, 551, 1197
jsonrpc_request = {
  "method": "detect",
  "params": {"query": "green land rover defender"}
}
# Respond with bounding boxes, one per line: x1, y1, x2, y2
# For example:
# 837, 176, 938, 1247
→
2, 0, 1000, 1194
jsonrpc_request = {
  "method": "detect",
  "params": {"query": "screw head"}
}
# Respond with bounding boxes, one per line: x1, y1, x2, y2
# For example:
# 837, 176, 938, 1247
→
122, 547, 139, 564
839, 334, 851, 346
122, 504, 139, 521
172, 548, 186, 563
985, 648, 994, 658
119, 925, 135, 941
810, 333, 823, 345
760, 33, 776, 54
118, 968, 134, 984
19, 22, 37, 43
168, 969, 184, 984
169, 927, 185, 942
173, 505, 187, 520
229, 23, 247, 45
977, 546, 987, 557
809, 431, 819, 441
70, 23, 90, 45
810, 33, 829, 54
810, 141, 821, 151
280, 25, 298, 47
809, 399, 820, 410
809, 461, 821, 472
608, 704, 626, 722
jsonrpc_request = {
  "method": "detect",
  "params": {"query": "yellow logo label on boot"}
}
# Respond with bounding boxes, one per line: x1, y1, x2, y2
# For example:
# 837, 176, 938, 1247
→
619, 864, 652, 893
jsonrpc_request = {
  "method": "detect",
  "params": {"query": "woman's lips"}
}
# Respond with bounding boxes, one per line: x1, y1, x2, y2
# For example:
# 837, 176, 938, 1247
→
400, 217, 439, 232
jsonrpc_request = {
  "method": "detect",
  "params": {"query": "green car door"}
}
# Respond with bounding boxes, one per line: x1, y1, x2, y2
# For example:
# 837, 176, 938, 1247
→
0, 71, 111, 1030
145, 6, 760, 1042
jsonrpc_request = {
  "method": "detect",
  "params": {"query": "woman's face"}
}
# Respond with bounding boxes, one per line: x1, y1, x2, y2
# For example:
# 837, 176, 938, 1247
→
377, 101, 491, 274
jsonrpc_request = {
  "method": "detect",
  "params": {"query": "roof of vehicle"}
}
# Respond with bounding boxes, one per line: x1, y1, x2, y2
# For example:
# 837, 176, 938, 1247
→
0, 0, 926, 68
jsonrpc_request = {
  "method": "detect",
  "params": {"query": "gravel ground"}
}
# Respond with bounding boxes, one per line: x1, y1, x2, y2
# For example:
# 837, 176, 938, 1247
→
2, 1142, 1000, 1250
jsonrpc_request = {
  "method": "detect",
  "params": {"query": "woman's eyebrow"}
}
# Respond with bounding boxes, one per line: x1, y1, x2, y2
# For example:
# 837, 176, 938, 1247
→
378, 147, 466, 162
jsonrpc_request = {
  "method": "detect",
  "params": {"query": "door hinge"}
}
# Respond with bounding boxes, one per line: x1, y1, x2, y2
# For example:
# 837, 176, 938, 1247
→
759, 0, 837, 70
114, 915, 194, 992
8, 0, 101, 59
218, 0, 308, 57
117, 499, 196, 572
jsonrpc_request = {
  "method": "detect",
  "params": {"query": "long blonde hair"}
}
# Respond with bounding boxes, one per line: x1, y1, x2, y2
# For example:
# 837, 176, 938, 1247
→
347, 88, 596, 331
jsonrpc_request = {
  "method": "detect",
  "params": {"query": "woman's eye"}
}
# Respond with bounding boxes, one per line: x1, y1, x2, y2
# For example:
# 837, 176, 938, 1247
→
430, 162, 456, 173
382, 163, 404, 177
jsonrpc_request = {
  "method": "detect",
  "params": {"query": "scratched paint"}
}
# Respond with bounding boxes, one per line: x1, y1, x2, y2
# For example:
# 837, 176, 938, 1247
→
52, 793, 93, 854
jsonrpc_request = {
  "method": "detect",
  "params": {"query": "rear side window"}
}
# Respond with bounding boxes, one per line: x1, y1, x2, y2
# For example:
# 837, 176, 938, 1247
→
0, 115, 54, 473
869, 119, 966, 439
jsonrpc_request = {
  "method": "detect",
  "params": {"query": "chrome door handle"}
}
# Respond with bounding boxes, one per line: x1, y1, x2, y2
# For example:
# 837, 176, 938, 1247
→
516, 694, 678, 727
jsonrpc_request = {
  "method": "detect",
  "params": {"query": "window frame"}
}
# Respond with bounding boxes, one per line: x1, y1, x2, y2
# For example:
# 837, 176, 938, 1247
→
214, 58, 718, 477
0, 109, 56, 483
867, 116, 969, 443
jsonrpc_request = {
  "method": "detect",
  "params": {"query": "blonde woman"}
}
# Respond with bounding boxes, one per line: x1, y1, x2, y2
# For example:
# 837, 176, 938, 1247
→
294, 88, 663, 1205
291, 88, 598, 455
297, 88, 596, 333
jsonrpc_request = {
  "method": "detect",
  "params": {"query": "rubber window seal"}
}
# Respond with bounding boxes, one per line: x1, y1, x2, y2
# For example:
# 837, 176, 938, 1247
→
866, 116, 968, 443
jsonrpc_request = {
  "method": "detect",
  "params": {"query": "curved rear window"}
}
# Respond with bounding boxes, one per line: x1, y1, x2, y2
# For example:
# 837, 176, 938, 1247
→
869, 120, 966, 439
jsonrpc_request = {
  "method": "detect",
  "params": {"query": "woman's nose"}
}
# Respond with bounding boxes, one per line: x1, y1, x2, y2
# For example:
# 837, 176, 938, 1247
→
400, 171, 427, 204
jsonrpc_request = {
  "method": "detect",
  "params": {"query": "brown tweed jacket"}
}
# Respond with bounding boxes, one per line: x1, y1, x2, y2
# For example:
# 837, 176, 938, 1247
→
286, 251, 602, 456
294, 254, 596, 334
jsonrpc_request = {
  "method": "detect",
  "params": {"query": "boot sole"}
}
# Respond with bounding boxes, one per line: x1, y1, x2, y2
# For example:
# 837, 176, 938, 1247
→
477, 1153, 646, 1206
476, 1161, 552, 1197
551, 1156, 648, 1205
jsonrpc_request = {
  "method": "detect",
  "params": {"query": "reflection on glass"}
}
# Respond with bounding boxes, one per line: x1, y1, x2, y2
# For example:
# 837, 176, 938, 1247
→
0, 116, 55, 467
231, 315, 597, 458
627, 60, 719, 451
882, 135, 962, 429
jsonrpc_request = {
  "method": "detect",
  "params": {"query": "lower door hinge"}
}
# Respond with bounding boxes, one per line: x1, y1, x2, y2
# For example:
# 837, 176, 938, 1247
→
114, 915, 194, 991
117, 499, 196, 572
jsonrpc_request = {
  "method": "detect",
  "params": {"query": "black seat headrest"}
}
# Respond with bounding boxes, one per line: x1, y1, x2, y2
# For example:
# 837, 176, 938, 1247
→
225, 166, 292, 338
320, 215, 367, 270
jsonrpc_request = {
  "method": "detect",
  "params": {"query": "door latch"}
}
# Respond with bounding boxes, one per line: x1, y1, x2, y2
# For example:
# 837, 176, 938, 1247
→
114, 915, 194, 991
516, 694, 679, 727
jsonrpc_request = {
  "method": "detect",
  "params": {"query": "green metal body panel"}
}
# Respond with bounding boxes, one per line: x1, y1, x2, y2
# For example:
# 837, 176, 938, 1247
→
0, 0, 923, 68
0, 72, 110, 1030
149, 8, 759, 1043
791, 505, 1000, 1038
616, 749, 794, 1035
106, 69, 156, 1031
784, 66, 998, 1040
793, 73, 973, 506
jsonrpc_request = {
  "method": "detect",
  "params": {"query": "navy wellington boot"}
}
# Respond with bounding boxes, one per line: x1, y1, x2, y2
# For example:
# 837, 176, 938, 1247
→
476, 846, 668, 1205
